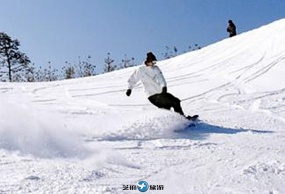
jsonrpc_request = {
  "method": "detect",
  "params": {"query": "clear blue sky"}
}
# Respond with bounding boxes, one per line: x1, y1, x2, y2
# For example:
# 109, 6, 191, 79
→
1, 0, 285, 72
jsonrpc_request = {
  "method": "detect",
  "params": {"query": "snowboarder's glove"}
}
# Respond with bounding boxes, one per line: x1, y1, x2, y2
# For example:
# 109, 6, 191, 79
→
126, 89, 132, 96
162, 86, 167, 93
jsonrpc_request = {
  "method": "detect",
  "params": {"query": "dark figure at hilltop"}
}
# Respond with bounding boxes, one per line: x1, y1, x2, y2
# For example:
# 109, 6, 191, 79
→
227, 20, 237, 37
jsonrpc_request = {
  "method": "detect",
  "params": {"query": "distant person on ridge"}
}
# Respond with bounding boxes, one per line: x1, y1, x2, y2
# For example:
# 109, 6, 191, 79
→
126, 52, 198, 120
227, 20, 237, 37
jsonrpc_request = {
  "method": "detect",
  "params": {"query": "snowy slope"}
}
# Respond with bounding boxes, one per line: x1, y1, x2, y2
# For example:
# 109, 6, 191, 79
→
1, 19, 285, 194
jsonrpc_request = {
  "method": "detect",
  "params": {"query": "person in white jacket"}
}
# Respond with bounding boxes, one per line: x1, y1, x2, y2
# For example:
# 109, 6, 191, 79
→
126, 52, 197, 120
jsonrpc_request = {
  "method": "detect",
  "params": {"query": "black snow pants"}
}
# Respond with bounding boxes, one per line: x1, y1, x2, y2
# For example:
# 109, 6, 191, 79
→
148, 93, 184, 115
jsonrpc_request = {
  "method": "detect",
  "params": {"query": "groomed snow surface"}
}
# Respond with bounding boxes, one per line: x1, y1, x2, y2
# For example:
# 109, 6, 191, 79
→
1, 19, 285, 194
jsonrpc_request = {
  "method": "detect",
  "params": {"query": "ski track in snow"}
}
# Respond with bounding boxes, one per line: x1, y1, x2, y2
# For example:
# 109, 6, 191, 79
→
1, 19, 285, 193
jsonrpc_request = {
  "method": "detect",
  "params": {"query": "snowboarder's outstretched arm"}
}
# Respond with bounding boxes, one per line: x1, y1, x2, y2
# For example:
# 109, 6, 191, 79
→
126, 69, 141, 96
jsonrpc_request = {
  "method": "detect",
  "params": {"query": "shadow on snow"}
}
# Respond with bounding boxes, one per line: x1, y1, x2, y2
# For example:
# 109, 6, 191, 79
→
175, 121, 274, 140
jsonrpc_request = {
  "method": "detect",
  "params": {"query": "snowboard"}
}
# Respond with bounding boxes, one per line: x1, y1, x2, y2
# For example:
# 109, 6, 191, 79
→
186, 114, 199, 121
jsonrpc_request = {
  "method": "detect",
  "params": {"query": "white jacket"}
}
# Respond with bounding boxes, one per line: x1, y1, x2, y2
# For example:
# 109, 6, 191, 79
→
127, 65, 167, 97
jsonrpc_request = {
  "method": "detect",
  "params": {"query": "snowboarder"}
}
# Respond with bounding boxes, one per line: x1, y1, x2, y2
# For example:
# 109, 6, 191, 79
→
126, 52, 197, 120
227, 20, 237, 37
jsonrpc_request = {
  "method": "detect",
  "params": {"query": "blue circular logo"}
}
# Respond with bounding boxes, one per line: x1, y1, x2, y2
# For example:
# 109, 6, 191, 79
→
137, 181, 149, 192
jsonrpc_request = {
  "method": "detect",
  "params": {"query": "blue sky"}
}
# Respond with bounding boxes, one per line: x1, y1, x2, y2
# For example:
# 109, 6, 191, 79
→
1, 0, 285, 72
